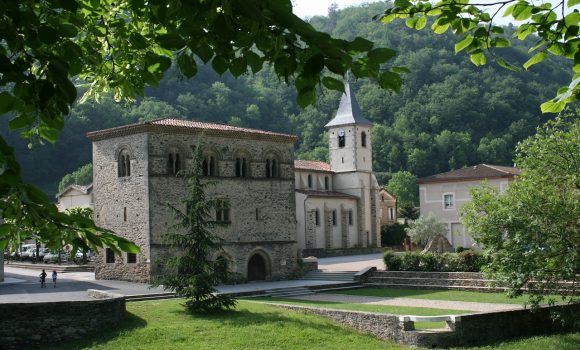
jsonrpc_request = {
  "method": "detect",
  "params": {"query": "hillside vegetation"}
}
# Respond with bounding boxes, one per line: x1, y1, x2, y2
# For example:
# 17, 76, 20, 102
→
1, 1, 569, 195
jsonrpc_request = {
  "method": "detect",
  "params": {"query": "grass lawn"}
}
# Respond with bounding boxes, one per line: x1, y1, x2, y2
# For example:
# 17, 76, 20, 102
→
250, 297, 473, 329
40, 300, 579, 350
329, 288, 562, 305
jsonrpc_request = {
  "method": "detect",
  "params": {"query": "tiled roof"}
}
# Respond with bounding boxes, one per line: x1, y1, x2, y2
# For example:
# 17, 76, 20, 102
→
417, 164, 520, 184
296, 189, 358, 199
55, 184, 93, 199
86, 118, 298, 143
294, 160, 333, 173
325, 83, 372, 128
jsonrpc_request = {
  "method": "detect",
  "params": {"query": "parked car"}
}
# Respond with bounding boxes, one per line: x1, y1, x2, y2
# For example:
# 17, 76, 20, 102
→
21, 247, 50, 261
43, 251, 69, 264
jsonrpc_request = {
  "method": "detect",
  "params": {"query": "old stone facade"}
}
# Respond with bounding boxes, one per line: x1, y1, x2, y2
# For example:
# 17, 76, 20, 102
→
295, 83, 382, 252
88, 119, 299, 283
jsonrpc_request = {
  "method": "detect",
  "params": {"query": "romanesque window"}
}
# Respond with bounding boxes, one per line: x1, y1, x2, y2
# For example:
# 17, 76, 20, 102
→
215, 200, 230, 222
265, 157, 279, 178
106, 248, 115, 263
324, 176, 329, 190
235, 157, 248, 177
361, 132, 367, 148
332, 209, 337, 226
307, 174, 312, 188
202, 155, 216, 176
127, 253, 137, 264
118, 149, 131, 177
315, 209, 320, 226
168, 151, 181, 175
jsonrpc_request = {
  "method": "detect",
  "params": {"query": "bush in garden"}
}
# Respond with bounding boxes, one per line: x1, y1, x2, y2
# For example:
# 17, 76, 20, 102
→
381, 223, 408, 247
418, 252, 440, 271
400, 253, 422, 271
383, 250, 402, 271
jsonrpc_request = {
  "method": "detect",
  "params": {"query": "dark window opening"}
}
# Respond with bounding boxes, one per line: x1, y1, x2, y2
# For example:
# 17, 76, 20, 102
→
324, 176, 329, 190
307, 174, 312, 188
348, 210, 353, 226
118, 150, 131, 177
216, 200, 230, 222
338, 135, 345, 148
127, 253, 137, 264
361, 132, 367, 148
202, 155, 216, 176
106, 248, 115, 263
265, 158, 279, 178
168, 152, 181, 175
123, 207, 127, 222
235, 157, 248, 177
332, 210, 337, 226
315, 209, 320, 226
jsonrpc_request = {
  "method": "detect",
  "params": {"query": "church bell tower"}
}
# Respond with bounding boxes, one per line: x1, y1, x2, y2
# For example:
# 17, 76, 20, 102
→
325, 83, 373, 173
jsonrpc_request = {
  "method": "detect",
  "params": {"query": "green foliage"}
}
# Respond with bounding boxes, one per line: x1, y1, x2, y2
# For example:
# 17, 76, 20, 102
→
152, 138, 236, 314
386, 171, 418, 207
462, 113, 579, 307
405, 214, 448, 245
58, 163, 93, 192
382, 251, 487, 272
378, 0, 580, 113
381, 223, 408, 246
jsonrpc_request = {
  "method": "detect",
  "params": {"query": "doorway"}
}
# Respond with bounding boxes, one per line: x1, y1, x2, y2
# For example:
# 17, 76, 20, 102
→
247, 253, 267, 281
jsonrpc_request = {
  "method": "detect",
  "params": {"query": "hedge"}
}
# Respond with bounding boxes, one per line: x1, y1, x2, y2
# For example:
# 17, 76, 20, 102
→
383, 250, 488, 272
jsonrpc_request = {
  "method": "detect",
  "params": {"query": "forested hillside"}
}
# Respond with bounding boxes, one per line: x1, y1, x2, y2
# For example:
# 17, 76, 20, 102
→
1, 1, 570, 195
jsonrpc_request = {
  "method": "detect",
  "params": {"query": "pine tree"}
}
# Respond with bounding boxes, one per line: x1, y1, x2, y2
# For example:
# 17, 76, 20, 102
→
153, 138, 236, 313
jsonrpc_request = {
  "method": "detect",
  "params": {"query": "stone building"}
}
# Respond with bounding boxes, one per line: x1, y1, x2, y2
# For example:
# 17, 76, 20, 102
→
56, 184, 93, 212
378, 189, 397, 226
295, 83, 382, 252
87, 119, 299, 283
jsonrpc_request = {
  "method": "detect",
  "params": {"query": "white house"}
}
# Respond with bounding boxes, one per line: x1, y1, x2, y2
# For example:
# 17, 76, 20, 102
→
55, 184, 93, 212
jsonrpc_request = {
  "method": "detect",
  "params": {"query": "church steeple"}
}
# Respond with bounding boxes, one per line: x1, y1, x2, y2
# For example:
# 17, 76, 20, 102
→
325, 83, 372, 128
326, 82, 373, 173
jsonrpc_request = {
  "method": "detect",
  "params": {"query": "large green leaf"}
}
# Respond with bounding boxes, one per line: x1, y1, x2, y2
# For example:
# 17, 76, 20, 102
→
523, 51, 548, 70
455, 34, 474, 53
321, 76, 345, 92
470, 51, 487, 66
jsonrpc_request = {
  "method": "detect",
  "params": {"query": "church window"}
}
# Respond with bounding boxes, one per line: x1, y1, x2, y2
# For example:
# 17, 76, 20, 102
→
338, 135, 345, 148
118, 149, 131, 177
361, 132, 367, 148
332, 210, 337, 226
127, 253, 137, 264
202, 155, 217, 176
106, 248, 115, 263
307, 174, 312, 188
348, 210, 353, 226
315, 209, 320, 226
265, 156, 279, 178
123, 207, 127, 222
215, 200, 230, 222
168, 150, 181, 175
324, 176, 329, 190
235, 157, 248, 177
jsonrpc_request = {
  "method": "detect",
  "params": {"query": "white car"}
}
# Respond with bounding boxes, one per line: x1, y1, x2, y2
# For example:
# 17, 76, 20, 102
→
43, 252, 69, 264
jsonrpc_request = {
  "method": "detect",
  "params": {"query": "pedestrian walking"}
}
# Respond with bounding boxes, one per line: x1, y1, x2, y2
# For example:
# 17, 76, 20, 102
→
51, 270, 58, 288
39, 269, 47, 288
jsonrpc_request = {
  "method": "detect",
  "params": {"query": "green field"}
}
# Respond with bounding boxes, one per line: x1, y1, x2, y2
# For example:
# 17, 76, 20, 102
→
41, 300, 579, 350
328, 288, 562, 305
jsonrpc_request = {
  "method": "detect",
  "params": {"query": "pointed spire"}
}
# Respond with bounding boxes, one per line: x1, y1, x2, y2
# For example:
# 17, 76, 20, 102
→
325, 82, 372, 128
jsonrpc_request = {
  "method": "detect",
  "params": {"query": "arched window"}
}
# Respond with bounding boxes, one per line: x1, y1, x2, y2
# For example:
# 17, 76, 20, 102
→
324, 176, 329, 190
202, 154, 217, 176
118, 149, 131, 177
265, 156, 279, 178
361, 131, 367, 148
332, 209, 337, 226
338, 135, 345, 148
235, 157, 248, 177
307, 174, 312, 188
168, 150, 181, 175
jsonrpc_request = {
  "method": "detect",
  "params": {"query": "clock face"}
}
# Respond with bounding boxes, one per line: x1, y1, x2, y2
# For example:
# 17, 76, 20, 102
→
338, 129, 345, 137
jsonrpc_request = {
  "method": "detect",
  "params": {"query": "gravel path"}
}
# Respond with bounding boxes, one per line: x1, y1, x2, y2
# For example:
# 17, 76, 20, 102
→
289, 293, 522, 312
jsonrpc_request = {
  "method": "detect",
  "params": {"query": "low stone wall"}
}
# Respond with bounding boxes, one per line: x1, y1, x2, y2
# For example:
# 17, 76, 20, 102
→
0, 291, 126, 350
301, 247, 384, 258
278, 302, 579, 348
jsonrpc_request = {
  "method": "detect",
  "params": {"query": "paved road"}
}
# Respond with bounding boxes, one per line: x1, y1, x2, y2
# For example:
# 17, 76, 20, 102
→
1, 254, 382, 303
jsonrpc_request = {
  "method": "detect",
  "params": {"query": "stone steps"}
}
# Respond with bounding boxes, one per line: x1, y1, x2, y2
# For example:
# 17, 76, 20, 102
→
302, 270, 357, 282
125, 292, 176, 302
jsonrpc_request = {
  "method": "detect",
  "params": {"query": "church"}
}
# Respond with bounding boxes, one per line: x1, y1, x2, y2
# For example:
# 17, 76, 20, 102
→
87, 84, 381, 283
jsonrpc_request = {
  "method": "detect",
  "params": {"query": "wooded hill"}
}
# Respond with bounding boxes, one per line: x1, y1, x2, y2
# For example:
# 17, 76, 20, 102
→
1, 1, 569, 195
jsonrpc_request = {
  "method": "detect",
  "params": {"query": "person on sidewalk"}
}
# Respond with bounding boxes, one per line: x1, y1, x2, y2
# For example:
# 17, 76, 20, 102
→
51, 270, 58, 288
39, 269, 47, 288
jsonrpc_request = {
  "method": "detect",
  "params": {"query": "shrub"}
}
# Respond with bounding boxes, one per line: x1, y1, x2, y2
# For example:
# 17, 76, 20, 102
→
400, 253, 422, 271
381, 223, 407, 247
455, 246, 466, 253
418, 252, 440, 271
458, 250, 486, 272
383, 250, 402, 271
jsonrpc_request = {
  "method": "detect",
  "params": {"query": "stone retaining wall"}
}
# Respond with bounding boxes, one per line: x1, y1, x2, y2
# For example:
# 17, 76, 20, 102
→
278, 303, 579, 348
301, 247, 384, 258
0, 292, 126, 350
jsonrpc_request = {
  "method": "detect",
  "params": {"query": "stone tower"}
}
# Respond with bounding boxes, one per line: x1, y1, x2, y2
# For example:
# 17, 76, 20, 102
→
325, 82, 373, 173
325, 83, 381, 247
